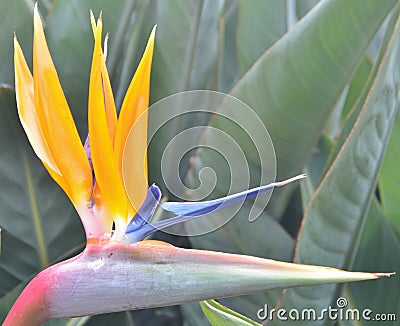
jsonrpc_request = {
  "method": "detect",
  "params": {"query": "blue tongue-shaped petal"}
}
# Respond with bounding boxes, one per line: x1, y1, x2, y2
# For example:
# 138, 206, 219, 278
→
126, 184, 161, 233
161, 174, 306, 217
125, 175, 305, 243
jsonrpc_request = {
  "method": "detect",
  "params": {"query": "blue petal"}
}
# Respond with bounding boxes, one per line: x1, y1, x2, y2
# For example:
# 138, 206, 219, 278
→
125, 175, 305, 242
161, 175, 305, 217
126, 184, 161, 233
161, 183, 274, 217
125, 223, 157, 243
127, 180, 283, 242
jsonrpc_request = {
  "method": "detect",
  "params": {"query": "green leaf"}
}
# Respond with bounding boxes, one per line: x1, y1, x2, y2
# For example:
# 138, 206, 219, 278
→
200, 300, 260, 326
232, 0, 396, 179
236, 0, 320, 75
379, 111, 400, 239
295, 0, 320, 19
300, 135, 334, 219
181, 0, 397, 245
306, 135, 335, 189
216, 1, 240, 93
113, 0, 152, 109
346, 199, 400, 325
230, 0, 396, 217
280, 9, 400, 323
80, 306, 182, 326
237, 0, 287, 74
149, 0, 224, 102
147, 0, 224, 190
181, 302, 212, 326
0, 281, 26, 322
0, 0, 33, 84
0, 87, 85, 323
341, 55, 373, 123
76, 311, 134, 326
325, 5, 400, 173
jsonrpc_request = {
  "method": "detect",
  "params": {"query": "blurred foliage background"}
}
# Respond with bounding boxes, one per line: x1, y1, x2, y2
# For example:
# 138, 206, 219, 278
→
0, 0, 399, 325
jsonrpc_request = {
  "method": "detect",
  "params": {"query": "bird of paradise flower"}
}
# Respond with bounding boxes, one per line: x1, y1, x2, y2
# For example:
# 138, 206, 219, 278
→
5, 5, 393, 325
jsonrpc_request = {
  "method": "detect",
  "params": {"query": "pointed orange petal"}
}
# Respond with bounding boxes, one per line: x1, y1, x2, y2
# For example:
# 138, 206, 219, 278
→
100, 43, 117, 143
90, 11, 117, 143
33, 5, 92, 205
88, 16, 128, 223
14, 36, 61, 176
90, 10, 96, 35
117, 26, 156, 213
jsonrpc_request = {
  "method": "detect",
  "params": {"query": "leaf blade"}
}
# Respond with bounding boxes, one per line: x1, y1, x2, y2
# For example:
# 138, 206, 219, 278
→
378, 112, 400, 239
200, 299, 261, 326
281, 9, 400, 323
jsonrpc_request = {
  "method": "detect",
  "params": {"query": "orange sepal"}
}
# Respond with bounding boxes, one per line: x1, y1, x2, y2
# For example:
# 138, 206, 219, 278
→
117, 26, 156, 213
88, 15, 128, 224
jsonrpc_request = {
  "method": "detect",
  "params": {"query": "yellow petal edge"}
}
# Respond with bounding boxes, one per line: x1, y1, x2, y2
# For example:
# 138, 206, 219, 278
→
120, 26, 156, 214
15, 4, 92, 208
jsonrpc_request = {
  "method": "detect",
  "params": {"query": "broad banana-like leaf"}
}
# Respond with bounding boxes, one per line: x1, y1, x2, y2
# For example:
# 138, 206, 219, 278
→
0, 0, 33, 84
237, 0, 287, 73
231, 0, 396, 186
347, 200, 400, 324
281, 8, 400, 324
185, 0, 398, 234
379, 112, 400, 239
147, 0, 224, 191
341, 56, 373, 123
324, 4, 400, 173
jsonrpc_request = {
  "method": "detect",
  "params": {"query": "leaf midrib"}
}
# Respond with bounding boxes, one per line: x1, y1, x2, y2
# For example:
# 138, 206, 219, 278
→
21, 149, 48, 269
